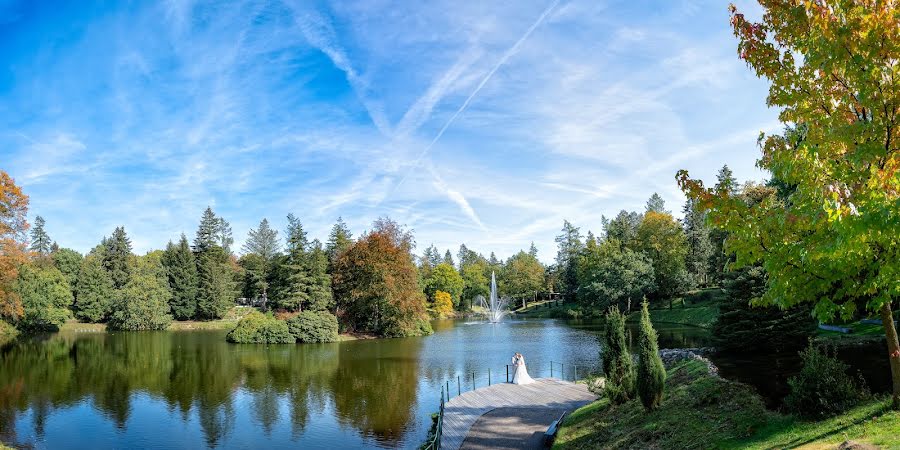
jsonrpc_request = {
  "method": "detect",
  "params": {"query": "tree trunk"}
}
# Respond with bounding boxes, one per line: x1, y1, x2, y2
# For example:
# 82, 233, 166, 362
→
880, 301, 900, 409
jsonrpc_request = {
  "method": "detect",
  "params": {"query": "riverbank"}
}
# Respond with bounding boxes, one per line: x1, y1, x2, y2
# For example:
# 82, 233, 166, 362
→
553, 359, 900, 449
0, 321, 18, 345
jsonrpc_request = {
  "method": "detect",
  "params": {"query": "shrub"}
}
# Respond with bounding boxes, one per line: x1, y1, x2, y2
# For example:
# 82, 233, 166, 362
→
785, 344, 868, 418
15, 264, 73, 331
227, 311, 294, 344
286, 310, 339, 343
603, 306, 636, 404
432, 290, 454, 318
637, 301, 666, 411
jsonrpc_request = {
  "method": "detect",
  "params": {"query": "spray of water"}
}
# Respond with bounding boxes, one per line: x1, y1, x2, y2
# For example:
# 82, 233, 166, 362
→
476, 272, 509, 323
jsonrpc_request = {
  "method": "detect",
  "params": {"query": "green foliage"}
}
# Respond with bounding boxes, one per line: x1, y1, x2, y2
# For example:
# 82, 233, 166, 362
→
602, 306, 636, 404
602, 210, 641, 248
286, 310, 339, 343
29, 215, 52, 256
636, 302, 665, 411
51, 247, 82, 295
193, 207, 221, 254
161, 235, 199, 320
460, 261, 488, 310
326, 217, 353, 265
499, 250, 545, 300
635, 211, 690, 304
424, 262, 463, 306
241, 218, 280, 296
714, 264, 815, 353
645, 193, 667, 214
555, 220, 584, 303
682, 198, 712, 288
226, 311, 294, 344
577, 239, 654, 313
785, 344, 868, 419
15, 263, 72, 330
196, 247, 233, 320
74, 254, 114, 322
103, 226, 132, 289
272, 215, 333, 312
107, 253, 173, 331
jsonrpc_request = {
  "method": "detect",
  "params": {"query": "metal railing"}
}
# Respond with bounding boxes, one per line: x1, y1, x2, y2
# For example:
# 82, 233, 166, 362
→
424, 360, 590, 449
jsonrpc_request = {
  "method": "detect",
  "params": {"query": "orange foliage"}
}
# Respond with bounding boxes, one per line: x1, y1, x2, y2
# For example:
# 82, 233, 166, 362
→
0, 170, 30, 321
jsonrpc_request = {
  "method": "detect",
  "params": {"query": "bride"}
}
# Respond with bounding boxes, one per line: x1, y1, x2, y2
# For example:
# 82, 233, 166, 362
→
511, 352, 535, 385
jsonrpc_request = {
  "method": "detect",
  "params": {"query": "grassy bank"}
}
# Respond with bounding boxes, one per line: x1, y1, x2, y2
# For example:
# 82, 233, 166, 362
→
626, 288, 724, 329
554, 359, 900, 449
515, 300, 574, 319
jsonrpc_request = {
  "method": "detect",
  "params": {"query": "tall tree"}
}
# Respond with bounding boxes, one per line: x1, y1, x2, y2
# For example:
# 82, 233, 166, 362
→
603, 306, 636, 404
242, 218, 280, 296
577, 239, 655, 313
555, 220, 583, 303
74, 254, 114, 323
196, 247, 233, 320
15, 264, 72, 330
103, 227, 132, 289
424, 263, 464, 307
332, 218, 430, 337
645, 193, 668, 214
637, 302, 666, 411
460, 261, 489, 310
326, 217, 353, 263
107, 252, 173, 331
603, 210, 642, 248
29, 215, 52, 256
500, 250, 545, 302
635, 211, 690, 305
457, 244, 481, 272
216, 217, 233, 255
680, 2, 900, 407
707, 165, 737, 283
51, 248, 83, 296
442, 249, 455, 267
682, 198, 713, 287
162, 235, 199, 320
304, 239, 333, 311
193, 207, 221, 254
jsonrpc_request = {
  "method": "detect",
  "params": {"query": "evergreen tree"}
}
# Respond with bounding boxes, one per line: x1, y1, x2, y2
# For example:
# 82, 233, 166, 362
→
103, 226, 132, 289
442, 249, 455, 267
602, 306, 636, 404
75, 254, 114, 323
162, 235, 199, 320
682, 198, 713, 287
196, 247, 233, 320
637, 302, 666, 411
241, 218, 280, 296
555, 220, 583, 303
216, 217, 233, 255
193, 207, 220, 254
603, 210, 642, 248
457, 244, 481, 272
29, 215, 52, 256
528, 242, 538, 259
325, 217, 353, 263
707, 165, 737, 283
304, 240, 333, 311
645, 193, 668, 214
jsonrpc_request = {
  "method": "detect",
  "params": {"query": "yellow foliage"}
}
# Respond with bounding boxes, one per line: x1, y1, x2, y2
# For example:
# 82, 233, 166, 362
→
433, 290, 453, 318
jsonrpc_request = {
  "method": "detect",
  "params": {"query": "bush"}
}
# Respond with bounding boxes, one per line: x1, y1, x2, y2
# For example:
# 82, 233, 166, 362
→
432, 290, 454, 318
227, 311, 294, 344
637, 301, 666, 411
785, 344, 868, 418
603, 306, 636, 404
286, 311, 339, 343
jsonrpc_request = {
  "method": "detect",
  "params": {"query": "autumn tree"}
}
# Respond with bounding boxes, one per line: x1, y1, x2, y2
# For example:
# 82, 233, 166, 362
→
29, 215, 52, 257
432, 290, 454, 318
332, 218, 430, 337
0, 170, 29, 322
679, 2, 900, 407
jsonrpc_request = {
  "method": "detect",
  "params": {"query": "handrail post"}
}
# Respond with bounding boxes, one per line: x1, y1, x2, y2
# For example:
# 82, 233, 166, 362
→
472, 371, 475, 390
488, 368, 491, 386
573, 364, 578, 382
447, 381, 450, 398
550, 361, 553, 378
457, 375, 461, 396
506, 365, 509, 383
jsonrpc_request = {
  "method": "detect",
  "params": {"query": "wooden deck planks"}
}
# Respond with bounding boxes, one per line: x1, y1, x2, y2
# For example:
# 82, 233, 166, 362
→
439, 378, 596, 450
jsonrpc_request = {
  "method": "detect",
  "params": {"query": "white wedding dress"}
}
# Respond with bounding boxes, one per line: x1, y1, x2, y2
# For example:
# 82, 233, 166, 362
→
512, 355, 535, 385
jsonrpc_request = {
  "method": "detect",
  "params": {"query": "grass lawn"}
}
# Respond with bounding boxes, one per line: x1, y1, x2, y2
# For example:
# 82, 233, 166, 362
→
626, 288, 724, 329
554, 359, 899, 450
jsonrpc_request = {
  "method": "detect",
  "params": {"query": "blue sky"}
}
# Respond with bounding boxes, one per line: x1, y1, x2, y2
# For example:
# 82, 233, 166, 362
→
0, 0, 777, 262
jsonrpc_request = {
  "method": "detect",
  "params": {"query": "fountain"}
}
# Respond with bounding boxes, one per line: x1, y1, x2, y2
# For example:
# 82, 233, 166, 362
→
476, 272, 509, 323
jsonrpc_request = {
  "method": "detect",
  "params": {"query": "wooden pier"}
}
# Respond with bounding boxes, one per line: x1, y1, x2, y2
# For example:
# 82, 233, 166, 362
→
440, 378, 596, 450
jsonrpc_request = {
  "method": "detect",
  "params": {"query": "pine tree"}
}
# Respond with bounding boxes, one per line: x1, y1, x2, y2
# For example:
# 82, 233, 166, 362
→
103, 226, 132, 289
637, 302, 666, 411
196, 247, 232, 320
443, 249, 455, 267
193, 207, 220, 254
645, 193, 668, 214
528, 242, 538, 259
162, 234, 199, 320
216, 217, 233, 255
305, 239, 333, 311
74, 254, 114, 322
707, 165, 737, 284
325, 217, 353, 263
242, 218, 280, 296
29, 215, 52, 256
602, 306, 636, 403
604, 210, 642, 248
555, 221, 583, 303
682, 198, 713, 287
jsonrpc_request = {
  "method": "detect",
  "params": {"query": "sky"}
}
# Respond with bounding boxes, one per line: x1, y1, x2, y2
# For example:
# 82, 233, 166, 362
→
0, 0, 779, 262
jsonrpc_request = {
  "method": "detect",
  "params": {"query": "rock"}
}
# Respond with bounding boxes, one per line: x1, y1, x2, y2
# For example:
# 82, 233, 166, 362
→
837, 440, 879, 450
658, 348, 719, 376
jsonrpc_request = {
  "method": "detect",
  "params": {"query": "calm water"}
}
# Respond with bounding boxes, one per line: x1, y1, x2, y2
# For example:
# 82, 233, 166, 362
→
1, 319, 889, 449
0, 319, 607, 449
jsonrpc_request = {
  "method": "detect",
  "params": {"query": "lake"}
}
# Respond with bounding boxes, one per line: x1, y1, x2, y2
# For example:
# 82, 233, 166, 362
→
0, 318, 889, 449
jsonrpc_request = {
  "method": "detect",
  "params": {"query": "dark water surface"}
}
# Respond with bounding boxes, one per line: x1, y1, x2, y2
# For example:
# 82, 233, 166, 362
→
1, 319, 890, 449
0, 319, 604, 449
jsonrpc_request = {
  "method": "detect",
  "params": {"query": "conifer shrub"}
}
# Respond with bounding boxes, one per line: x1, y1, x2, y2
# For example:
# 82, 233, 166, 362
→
227, 311, 294, 344
785, 344, 868, 418
637, 301, 666, 410
286, 310, 339, 343
602, 306, 636, 403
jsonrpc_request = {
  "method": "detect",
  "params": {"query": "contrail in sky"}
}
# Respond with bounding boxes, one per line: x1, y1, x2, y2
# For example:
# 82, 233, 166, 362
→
390, 0, 561, 194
